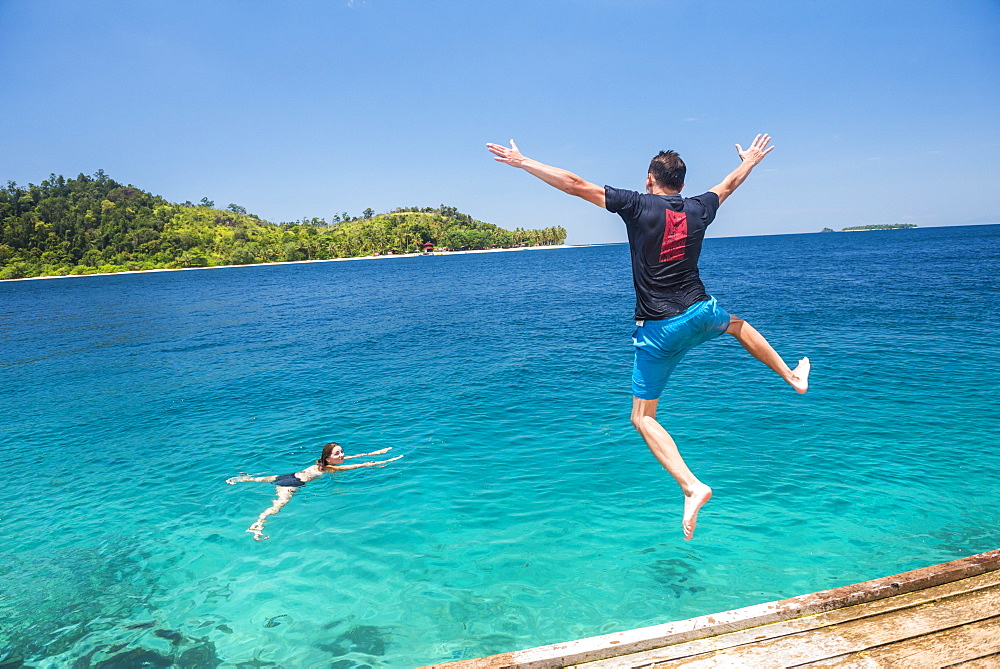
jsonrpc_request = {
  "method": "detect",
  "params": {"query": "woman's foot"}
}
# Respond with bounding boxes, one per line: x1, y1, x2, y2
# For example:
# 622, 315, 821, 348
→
246, 523, 268, 541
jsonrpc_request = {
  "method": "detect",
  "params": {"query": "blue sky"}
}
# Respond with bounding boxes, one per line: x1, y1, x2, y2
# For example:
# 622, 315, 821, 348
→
2, 0, 997, 243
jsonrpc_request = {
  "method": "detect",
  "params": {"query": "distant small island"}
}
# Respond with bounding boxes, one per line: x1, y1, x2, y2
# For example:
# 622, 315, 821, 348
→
0, 171, 567, 280
840, 224, 918, 232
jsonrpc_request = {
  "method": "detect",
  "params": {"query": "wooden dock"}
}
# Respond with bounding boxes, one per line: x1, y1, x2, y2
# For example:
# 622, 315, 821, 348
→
425, 548, 1000, 669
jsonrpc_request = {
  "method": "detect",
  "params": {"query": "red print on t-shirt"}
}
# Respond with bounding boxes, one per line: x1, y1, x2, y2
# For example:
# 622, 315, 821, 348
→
659, 210, 688, 262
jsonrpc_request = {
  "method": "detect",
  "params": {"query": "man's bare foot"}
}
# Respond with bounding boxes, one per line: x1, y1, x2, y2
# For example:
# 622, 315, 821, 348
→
682, 483, 713, 541
787, 357, 810, 394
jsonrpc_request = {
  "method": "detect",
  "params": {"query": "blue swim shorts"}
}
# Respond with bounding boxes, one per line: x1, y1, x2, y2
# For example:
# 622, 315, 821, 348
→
631, 297, 731, 400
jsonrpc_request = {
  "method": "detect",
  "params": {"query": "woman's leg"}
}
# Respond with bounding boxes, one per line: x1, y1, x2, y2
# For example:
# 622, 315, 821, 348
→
247, 486, 296, 541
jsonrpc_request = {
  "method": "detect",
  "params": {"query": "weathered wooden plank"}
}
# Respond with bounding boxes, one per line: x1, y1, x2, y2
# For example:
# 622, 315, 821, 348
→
641, 584, 1000, 668
805, 616, 1000, 668
578, 571, 1000, 668
424, 549, 1000, 669
944, 652, 1000, 668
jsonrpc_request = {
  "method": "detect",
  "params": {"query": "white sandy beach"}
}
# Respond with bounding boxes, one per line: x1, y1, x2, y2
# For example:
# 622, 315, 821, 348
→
7, 244, 584, 282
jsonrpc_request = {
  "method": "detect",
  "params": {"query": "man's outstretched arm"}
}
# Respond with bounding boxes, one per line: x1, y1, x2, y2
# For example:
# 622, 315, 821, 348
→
487, 140, 606, 208
710, 133, 775, 205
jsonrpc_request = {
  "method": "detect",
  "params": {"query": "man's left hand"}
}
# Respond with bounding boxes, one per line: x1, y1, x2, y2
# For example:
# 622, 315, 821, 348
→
735, 134, 774, 165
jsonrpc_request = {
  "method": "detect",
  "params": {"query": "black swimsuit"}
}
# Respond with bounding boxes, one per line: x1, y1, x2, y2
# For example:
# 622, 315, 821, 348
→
273, 473, 306, 488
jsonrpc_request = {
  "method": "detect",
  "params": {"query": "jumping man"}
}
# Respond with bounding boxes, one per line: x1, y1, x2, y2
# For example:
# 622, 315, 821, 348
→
486, 134, 809, 540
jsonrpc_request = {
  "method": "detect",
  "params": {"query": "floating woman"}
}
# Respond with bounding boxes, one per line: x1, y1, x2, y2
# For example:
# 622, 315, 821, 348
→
227, 442, 403, 540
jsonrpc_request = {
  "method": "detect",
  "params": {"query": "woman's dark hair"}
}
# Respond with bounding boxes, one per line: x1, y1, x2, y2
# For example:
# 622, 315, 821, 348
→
317, 442, 341, 469
648, 150, 686, 191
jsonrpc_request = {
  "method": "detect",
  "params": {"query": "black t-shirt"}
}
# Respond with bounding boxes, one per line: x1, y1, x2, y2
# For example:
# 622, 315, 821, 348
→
605, 186, 720, 320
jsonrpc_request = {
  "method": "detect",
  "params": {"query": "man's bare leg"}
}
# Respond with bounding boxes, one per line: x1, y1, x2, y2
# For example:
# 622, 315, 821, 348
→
631, 397, 712, 541
726, 316, 810, 393
247, 486, 296, 541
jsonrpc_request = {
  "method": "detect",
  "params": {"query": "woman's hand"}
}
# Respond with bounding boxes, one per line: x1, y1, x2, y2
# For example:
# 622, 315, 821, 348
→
369, 454, 404, 467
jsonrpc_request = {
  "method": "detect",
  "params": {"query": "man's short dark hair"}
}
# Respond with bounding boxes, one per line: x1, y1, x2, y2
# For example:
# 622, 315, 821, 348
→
648, 151, 686, 191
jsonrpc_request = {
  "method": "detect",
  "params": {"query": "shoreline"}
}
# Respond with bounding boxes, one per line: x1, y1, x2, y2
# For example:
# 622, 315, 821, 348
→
4, 244, 587, 283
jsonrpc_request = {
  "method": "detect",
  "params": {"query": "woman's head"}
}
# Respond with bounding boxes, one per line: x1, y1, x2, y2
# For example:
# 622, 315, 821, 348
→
317, 442, 345, 468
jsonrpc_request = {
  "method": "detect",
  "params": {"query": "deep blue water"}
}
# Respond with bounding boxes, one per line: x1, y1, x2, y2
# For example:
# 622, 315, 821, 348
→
2, 224, 998, 667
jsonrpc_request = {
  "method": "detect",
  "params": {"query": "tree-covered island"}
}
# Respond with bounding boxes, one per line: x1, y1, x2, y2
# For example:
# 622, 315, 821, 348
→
0, 171, 567, 280
841, 224, 918, 231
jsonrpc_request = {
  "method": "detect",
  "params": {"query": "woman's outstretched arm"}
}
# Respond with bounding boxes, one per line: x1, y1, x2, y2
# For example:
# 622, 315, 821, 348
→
329, 454, 403, 471
343, 447, 392, 459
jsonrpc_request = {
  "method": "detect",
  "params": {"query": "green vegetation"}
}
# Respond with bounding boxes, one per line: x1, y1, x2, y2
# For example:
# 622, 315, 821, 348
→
0, 172, 567, 280
841, 224, 918, 231
821, 227, 835, 233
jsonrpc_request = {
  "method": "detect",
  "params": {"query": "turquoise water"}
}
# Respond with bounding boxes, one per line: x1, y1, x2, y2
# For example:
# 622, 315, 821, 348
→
2, 225, 999, 667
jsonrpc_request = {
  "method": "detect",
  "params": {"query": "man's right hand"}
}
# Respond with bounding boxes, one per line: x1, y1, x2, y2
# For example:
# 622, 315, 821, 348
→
487, 139, 528, 168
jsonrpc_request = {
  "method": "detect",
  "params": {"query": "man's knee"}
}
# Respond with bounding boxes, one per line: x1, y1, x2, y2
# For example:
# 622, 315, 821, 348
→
630, 399, 658, 431
632, 412, 664, 439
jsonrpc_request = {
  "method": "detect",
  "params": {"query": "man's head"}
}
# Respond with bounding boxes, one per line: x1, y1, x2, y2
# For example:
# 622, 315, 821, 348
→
647, 150, 686, 193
